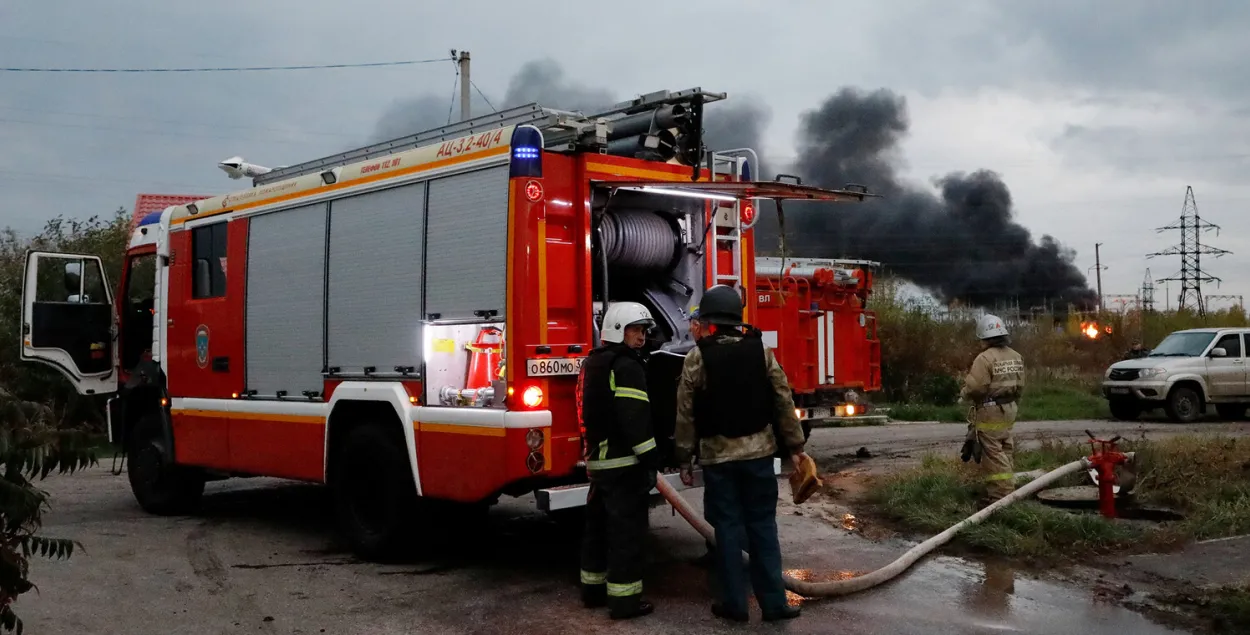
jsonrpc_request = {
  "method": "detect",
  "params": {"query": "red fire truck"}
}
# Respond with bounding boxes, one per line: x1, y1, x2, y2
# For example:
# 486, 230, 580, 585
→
754, 257, 882, 426
19, 88, 870, 560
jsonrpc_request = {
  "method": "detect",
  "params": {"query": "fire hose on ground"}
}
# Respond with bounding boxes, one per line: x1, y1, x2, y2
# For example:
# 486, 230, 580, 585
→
655, 456, 1102, 598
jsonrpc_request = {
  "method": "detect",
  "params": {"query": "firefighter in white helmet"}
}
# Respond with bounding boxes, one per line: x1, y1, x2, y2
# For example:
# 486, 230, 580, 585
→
576, 301, 659, 620
959, 314, 1026, 505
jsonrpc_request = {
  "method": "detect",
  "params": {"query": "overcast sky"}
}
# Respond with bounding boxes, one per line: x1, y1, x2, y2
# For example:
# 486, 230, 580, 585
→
2, 1, 1247, 308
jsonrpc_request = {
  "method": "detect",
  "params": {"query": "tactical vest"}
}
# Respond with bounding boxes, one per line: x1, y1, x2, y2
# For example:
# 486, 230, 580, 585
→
692, 330, 774, 439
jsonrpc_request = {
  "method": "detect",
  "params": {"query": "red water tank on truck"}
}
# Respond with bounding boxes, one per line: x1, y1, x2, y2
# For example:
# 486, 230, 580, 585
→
17, 88, 873, 560
754, 257, 882, 429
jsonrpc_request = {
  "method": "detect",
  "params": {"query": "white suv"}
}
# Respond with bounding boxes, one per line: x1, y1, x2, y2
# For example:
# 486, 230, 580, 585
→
1102, 327, 1250, 423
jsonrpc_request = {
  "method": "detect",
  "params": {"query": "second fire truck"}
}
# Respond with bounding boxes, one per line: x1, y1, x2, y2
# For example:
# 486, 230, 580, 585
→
19, 88, 871, 560
754, 256, 883, 428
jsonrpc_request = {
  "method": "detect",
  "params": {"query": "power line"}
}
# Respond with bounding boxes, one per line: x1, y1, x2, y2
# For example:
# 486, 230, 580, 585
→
0, 57, 451, 73
470, 80, 498, 113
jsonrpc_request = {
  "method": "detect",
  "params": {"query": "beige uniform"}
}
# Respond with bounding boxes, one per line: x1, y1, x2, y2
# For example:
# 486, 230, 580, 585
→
960, 345, 1025, 499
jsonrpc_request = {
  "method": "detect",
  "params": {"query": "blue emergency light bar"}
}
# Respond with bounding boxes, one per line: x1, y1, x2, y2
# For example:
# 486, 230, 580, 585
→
509, 125, 544, 179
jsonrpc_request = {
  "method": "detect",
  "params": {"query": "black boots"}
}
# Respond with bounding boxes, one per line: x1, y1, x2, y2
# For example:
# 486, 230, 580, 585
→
762, 605, 802, 622
609, 600, 654, 620
711, 603, 749, 623
581, 586, 606, 609
712, 603, 802, 623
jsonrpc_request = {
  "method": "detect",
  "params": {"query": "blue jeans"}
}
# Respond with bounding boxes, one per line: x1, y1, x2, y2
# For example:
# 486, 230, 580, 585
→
703, 457, 786, 614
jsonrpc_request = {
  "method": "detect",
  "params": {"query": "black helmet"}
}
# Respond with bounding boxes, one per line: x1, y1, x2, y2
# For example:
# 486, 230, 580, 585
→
696, 285, 744, 326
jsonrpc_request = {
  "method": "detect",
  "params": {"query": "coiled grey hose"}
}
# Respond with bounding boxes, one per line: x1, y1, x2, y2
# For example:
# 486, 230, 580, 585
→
599, 211, 676, 270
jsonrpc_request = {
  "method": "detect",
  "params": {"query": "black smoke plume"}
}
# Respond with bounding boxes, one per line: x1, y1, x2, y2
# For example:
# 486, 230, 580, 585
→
365, 63, 1093, 310
785, 88, 1096, 310
369, 59, 772, 166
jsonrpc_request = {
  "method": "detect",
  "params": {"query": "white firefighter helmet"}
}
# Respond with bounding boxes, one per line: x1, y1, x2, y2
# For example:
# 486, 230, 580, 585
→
600, 302, 655, 344
976, 314, 1010, 340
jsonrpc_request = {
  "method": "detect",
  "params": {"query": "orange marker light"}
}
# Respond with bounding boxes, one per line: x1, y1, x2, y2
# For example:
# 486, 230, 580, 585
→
741, 202, 756, 225
522, 386, 544, 408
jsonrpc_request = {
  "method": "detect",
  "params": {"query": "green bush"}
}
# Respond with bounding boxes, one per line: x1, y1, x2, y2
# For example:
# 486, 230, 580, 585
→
0, 210, 130, 432
870, 277, 1249, 403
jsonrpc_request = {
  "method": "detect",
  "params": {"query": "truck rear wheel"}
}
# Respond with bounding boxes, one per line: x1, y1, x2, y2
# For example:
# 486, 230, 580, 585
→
1108, 399, 1141, 422
1164, 385, 1202, 424
330, 424, 419, 562
127, 413, 205, 515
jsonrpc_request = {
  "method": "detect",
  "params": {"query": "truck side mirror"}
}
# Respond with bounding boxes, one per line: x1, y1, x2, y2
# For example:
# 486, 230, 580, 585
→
1210, 347, 1228, 358
63, 262, 82, 297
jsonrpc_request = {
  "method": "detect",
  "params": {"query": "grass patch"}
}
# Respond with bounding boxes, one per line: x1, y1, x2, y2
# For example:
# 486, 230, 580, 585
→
866, 453, 1138, 559
884, 374, 1109, 423
864, 436, 1250, 560
1205, 586, 1250, 632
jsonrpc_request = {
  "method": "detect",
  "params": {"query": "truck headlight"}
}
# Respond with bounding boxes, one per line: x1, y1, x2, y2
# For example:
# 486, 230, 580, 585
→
1138, 368, 1168, 379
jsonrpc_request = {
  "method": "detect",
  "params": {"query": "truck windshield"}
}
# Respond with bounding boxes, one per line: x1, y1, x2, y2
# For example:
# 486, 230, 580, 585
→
1148, 332, 1217, 357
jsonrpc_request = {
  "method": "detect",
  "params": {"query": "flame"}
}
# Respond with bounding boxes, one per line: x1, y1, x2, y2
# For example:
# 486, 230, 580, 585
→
1081, 321, 1101, 340
842, 513, 859, 531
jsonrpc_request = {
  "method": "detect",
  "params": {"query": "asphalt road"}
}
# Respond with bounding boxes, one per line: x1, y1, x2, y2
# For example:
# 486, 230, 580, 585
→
24, 419, 1249, 635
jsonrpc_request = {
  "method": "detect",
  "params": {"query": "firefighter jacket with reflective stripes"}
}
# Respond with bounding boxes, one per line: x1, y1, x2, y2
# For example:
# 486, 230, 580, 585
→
960, 344, 1026, 430
578, 344, 659, 473
675, 330, 806, 466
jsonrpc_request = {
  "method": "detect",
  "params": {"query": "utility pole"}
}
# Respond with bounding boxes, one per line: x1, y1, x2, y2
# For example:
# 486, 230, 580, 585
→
1149, 186, 1231, 316
1141, 269, 1155, 312
453, 49, 472, 122
1095, 243, 1104, 312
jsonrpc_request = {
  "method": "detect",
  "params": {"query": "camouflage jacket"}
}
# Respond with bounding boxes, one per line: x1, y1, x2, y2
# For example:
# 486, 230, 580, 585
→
674, 335, 805, 465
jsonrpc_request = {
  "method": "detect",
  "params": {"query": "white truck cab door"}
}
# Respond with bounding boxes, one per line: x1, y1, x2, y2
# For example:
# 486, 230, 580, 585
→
20, 251, 118, 395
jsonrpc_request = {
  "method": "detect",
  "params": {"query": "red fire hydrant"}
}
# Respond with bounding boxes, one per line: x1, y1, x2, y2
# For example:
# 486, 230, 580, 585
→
1085, 430, 1129, 518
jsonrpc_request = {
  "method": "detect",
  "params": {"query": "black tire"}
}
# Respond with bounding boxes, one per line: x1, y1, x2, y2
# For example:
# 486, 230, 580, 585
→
1216, 404, 1248, 421
1164, 385, 1203, 424
126, 413, 205, 515
330, 424, 420, 562
1109, 399, 1141, 422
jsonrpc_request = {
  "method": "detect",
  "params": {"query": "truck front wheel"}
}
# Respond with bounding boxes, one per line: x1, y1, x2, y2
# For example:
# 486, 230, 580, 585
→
330, 424, 419, 562
127, 413, 205, 515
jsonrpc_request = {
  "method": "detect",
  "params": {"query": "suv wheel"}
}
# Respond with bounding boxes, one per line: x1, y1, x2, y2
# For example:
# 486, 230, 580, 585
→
1216, 404, 1248, 421
1164, 386, 1202, 424
1109, 399, 1141, 422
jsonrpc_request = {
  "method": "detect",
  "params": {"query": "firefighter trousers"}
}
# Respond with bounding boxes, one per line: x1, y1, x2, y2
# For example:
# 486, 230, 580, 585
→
975, 424, 1015, 500
580, 465, 651, 613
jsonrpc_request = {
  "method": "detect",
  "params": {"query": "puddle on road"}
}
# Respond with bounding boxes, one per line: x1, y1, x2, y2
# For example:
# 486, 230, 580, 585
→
786, 554, 1184, 634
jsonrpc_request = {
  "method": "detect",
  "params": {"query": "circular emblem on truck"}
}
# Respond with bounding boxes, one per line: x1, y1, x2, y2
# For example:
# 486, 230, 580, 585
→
195, 325, 211, 369
524, 180, 544, 202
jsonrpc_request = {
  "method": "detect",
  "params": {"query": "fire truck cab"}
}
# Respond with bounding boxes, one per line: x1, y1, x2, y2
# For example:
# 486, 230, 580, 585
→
19, 88, 871, 560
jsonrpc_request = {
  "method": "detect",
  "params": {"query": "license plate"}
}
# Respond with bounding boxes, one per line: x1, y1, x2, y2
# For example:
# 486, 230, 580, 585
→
527, 357, 585, 377
810, 407, 831, 419
1109, 387, 1131, 394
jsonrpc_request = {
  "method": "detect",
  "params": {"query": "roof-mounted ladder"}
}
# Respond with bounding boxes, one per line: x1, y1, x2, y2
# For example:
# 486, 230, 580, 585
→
253, 88, 727, 186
